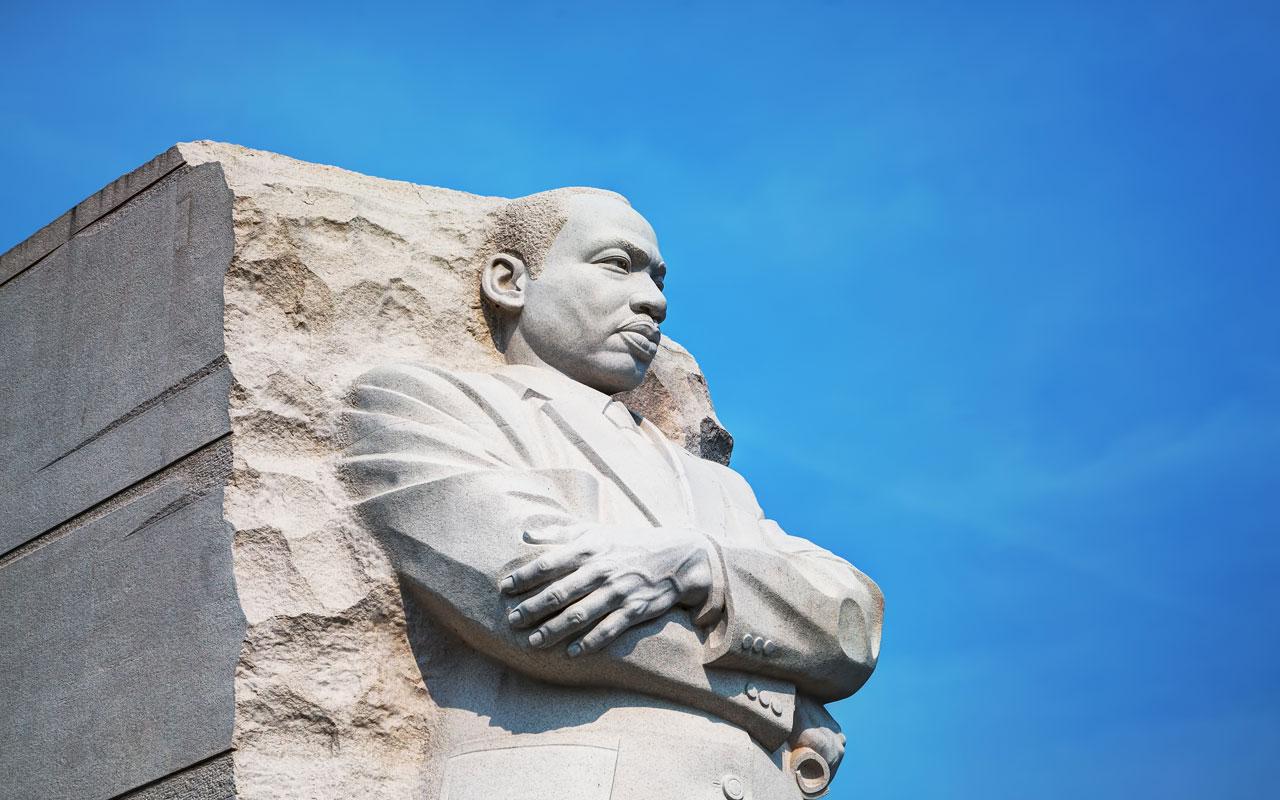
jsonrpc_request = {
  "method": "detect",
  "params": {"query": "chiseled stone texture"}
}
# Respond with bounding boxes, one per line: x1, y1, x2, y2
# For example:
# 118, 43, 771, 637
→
117, 754, 237, 800
170, 142, 731, 798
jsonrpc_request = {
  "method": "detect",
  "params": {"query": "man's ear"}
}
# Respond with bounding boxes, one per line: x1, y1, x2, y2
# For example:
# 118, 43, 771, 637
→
481, 252, 528, 314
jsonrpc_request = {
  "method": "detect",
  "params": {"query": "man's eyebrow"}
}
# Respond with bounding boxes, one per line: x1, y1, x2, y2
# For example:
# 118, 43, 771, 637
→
609, 239, 653, 267
590, 236, 662, 270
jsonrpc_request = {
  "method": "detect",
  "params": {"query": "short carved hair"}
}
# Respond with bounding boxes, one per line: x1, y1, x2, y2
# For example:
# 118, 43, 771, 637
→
483, 187, 629, 277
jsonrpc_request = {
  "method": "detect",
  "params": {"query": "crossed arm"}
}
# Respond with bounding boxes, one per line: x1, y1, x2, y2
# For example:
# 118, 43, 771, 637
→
496, 519, 862, 769
499, 515, 882, 700
500, 524, 717, 658
340, 365, 881, 754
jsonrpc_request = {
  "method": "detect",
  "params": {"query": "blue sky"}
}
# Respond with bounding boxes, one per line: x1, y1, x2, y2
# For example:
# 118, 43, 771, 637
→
4, 1, 1278, 797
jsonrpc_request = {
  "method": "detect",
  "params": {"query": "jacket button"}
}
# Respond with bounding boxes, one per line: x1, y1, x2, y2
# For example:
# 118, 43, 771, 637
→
771, 698, 783, 716
745, 683, 758, 700
763, 639, 777, 656
722, 774, 745, 800
741, 634, 753, 650
752, 636, 765, 653
758, 690, 771, 707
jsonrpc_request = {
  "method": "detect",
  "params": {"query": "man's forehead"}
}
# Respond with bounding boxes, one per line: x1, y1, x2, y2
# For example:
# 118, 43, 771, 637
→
559, 194, 660, 254
563, 194, 655, 240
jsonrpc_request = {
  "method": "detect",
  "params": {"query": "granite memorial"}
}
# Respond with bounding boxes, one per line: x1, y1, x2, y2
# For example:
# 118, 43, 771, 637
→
0, 143, 882, 800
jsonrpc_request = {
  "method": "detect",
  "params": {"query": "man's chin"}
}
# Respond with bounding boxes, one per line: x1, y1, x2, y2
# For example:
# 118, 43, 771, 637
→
575, 356, 650, 395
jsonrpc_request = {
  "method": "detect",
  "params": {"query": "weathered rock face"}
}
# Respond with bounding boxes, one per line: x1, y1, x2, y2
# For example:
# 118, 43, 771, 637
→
174, 142, 731, 798
618, 338, 734, 466
0, 141, 731, 799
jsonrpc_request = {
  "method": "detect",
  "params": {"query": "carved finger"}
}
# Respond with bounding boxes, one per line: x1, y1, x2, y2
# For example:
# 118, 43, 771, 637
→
572, 596, 666, 655
825, 735, 844, 780
813, 730, 843, 769
500, 545, 586, 595
527, 590, 619, 649
508, 565, 607, 628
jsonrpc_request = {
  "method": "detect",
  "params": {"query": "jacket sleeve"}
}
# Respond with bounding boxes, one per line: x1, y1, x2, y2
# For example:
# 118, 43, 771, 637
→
339, 364, 796, 750
701, 461, 884, 703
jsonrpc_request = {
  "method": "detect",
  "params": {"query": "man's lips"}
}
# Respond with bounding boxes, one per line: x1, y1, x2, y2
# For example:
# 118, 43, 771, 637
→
616, 318, 661, 359
616, 318, 661, 343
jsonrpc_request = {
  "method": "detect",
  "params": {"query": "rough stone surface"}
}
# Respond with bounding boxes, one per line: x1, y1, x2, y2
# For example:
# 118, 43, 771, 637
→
617, 338, 735, 465
117, 754, 237, 800
0, 141, 757, 799
169, 141, 734, 798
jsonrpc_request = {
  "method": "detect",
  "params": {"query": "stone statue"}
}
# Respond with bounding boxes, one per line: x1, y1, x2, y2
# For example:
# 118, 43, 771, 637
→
339, 188, 883, 800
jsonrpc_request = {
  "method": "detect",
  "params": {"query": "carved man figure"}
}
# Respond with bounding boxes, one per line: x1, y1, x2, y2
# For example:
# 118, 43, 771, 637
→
340, 188, 883, 800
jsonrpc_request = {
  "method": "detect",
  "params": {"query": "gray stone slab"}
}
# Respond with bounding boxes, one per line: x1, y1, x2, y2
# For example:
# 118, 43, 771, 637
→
0, 147, 185, 286
0, 161, 233, 554
115, 753, 236, 800
0, 207, 73, 286
0, 445, 244, 800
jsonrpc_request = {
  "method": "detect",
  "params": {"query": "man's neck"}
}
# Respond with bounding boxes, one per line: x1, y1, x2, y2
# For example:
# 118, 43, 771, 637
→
502, 328, 560, 375
502, 328, 619, 398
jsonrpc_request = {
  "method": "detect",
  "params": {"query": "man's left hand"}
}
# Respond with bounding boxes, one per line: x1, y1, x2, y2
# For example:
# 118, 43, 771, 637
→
500, 525, 714, 657
791, 695, 845, 778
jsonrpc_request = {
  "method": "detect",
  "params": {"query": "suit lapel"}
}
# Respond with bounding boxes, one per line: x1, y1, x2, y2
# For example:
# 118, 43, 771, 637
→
641, 420, 699, 520
539, 398, 672, 527
498, 365, 694, 529
661, 438, 729, 537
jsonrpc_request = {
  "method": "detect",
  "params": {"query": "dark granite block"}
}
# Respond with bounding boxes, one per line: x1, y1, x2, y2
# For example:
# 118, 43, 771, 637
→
0, 161, 233, 554
0, 442, 244, 800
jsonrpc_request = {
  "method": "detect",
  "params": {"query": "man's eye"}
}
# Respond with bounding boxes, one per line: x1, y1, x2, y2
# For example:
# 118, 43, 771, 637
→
598, 257, 630, 272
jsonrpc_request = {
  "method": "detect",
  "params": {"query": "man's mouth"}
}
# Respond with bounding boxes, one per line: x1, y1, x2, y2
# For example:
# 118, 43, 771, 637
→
616, 318, 661, 359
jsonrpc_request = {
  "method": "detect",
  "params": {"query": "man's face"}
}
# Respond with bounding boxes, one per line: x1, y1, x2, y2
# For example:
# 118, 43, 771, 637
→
516, 194, 668, 394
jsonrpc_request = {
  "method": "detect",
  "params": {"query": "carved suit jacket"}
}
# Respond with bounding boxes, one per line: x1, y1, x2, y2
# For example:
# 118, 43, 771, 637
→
340, 362, 882, 753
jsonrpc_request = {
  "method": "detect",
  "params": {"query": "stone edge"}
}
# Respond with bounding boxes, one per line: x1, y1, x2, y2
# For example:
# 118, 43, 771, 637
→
114, 751, 236, 800
0, 144, 241, 799
0, 146, 188, 286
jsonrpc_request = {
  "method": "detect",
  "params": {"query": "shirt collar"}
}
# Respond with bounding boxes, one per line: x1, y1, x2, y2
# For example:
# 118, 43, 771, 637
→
497, 363, 638, 426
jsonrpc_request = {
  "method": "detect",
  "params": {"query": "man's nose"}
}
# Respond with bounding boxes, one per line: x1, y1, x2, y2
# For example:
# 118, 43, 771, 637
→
629, 275, 667, 323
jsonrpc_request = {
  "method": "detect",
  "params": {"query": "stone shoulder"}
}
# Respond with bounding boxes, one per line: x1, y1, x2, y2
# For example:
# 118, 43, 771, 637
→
349, 362, 522, 416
